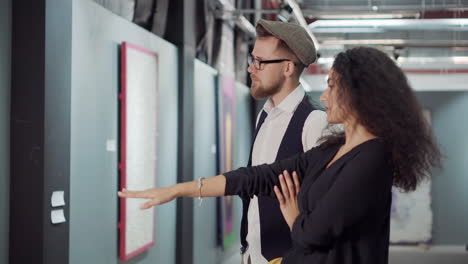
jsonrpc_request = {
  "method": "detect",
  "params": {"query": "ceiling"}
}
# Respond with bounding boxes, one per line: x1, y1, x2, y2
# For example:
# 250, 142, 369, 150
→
94, 0, 468, 70
294, 0, 468, 68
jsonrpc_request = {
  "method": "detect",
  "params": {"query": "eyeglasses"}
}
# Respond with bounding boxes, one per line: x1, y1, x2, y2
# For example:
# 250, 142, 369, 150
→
248, 55, 291, 70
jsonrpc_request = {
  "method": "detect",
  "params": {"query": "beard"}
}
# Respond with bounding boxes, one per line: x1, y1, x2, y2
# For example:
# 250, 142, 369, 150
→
250, 78, 283, 99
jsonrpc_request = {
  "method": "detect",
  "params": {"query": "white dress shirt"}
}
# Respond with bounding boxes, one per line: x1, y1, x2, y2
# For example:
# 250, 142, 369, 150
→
243, 85, 328, 264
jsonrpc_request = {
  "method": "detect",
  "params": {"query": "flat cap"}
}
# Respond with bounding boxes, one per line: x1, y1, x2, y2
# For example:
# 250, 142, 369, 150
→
256, 19, 316, 66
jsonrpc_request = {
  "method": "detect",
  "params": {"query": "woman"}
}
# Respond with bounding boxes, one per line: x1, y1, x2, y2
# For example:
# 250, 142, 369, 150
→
118, 47, 441, 264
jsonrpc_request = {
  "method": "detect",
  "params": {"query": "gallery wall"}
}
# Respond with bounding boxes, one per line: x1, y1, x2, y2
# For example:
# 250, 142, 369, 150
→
192, 61, 253, 264
192, 60, 220, 264
416, 91, 468, 244
70, 1, 178, 263
70, 2, 253, 264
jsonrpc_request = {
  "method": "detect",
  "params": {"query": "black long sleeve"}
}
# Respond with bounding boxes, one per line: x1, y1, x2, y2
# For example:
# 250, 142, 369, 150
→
224, 146, 323, 199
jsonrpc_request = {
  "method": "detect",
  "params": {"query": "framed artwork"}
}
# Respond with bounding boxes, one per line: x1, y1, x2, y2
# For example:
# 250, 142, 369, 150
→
390, 109, 433, 244
118, 42, 159, 260
217, 74, 236, 249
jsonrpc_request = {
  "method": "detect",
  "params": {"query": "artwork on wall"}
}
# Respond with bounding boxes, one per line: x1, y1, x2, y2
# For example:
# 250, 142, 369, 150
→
390, 109, 433, 244
118, 42, 159, 260
217, 74, 236, 249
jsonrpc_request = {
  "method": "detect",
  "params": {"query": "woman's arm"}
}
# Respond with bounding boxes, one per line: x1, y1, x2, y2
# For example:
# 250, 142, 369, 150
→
118, 175, 227, 209
225, 146, 320, 199
291, 143, 393, 248
118, 146, 322, 209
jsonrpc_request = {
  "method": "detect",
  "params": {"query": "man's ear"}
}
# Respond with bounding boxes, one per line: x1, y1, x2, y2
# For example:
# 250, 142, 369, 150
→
284, 61, 296, 78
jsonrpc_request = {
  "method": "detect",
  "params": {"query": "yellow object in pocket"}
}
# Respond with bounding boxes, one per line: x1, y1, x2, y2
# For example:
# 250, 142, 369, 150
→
268, 258, 282, 264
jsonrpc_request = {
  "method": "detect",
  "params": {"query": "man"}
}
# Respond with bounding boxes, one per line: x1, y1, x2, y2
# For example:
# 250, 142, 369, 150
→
240, 19, 327, 264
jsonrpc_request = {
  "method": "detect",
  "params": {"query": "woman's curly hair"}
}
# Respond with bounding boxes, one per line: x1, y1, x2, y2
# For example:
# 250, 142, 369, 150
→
320, 47, 441, 192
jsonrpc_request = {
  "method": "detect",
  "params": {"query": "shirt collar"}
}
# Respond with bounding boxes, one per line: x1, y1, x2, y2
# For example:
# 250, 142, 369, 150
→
263, 84, 305, 114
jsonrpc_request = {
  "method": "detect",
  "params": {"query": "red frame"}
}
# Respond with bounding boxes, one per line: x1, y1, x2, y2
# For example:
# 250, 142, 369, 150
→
119, 41, 158, 261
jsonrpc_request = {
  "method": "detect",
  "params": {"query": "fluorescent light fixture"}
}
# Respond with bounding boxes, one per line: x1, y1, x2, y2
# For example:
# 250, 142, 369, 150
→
316, 57, 335, 65
311, 27, 385, 33
316, 12, 419, 20
309, 18, 468, 29
453, 57, 468, 64
319, 39, 468, 47
320, 39, 406, 45
397, 56, 468, 65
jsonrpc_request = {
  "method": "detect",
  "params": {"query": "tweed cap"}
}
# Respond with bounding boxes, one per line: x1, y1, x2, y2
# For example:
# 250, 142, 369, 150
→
256, 19, 316, 65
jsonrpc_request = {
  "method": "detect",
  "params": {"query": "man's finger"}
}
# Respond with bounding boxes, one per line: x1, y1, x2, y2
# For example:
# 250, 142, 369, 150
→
292, 171, 300, 194
273, 185, 285, 205
283, 170, 296, 199
279, 174, 290, 199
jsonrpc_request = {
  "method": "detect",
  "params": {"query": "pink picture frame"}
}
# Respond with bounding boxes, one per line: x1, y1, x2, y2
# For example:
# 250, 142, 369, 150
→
119, 41, 159, 261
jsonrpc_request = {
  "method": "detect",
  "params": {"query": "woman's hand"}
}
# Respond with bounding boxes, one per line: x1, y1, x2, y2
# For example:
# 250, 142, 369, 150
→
118, 186, 178, 209
273, 170, 301, 231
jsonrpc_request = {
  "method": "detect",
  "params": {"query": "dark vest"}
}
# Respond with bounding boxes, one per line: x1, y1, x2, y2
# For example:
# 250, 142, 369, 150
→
242, 95, 315, 261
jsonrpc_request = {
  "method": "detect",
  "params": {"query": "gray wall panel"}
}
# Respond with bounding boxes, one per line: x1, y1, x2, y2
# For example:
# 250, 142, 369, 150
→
416, 91, 468, 245
192, 60, 219, 264
70, 1, 178, 263
191, 61, 253, 264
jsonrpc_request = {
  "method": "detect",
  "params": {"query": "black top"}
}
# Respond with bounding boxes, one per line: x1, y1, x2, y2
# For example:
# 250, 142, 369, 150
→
224, 139, 393, 264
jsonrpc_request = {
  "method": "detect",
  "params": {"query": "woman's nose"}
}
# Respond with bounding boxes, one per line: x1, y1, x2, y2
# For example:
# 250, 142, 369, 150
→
320, 92, 326, 102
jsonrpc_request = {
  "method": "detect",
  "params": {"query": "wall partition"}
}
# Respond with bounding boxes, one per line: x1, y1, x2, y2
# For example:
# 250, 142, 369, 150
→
70, 1, 178, 263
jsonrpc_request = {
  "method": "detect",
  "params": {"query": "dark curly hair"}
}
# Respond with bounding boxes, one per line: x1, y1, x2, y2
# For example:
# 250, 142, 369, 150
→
320, 47, 441, 192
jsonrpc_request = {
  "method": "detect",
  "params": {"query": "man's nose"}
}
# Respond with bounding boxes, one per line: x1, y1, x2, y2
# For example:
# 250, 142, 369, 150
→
247, 63, 253, 73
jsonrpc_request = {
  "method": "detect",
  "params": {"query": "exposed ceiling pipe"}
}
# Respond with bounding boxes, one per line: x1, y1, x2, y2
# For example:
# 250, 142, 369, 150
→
236, 16, 257, 38
301, 5, 467, 12
216, 0, 320, 50
305, 11, 421, 20
216, 0, 257, 38
284, 0, 320, 51
304, 9, 468, 21
302, 1, 468, 20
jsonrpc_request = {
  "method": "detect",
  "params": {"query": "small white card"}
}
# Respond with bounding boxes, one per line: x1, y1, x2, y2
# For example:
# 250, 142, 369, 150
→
106, 139, 116, 152
51, 191, 65, 207
51, 209, 66, 224
211, 144, 217, 154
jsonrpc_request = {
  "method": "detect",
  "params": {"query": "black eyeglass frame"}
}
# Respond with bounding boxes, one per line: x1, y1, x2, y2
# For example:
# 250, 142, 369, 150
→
247, 55, 291, 70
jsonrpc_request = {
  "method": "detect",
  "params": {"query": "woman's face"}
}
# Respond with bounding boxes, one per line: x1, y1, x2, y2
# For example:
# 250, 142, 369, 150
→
320, 69, 347, 124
